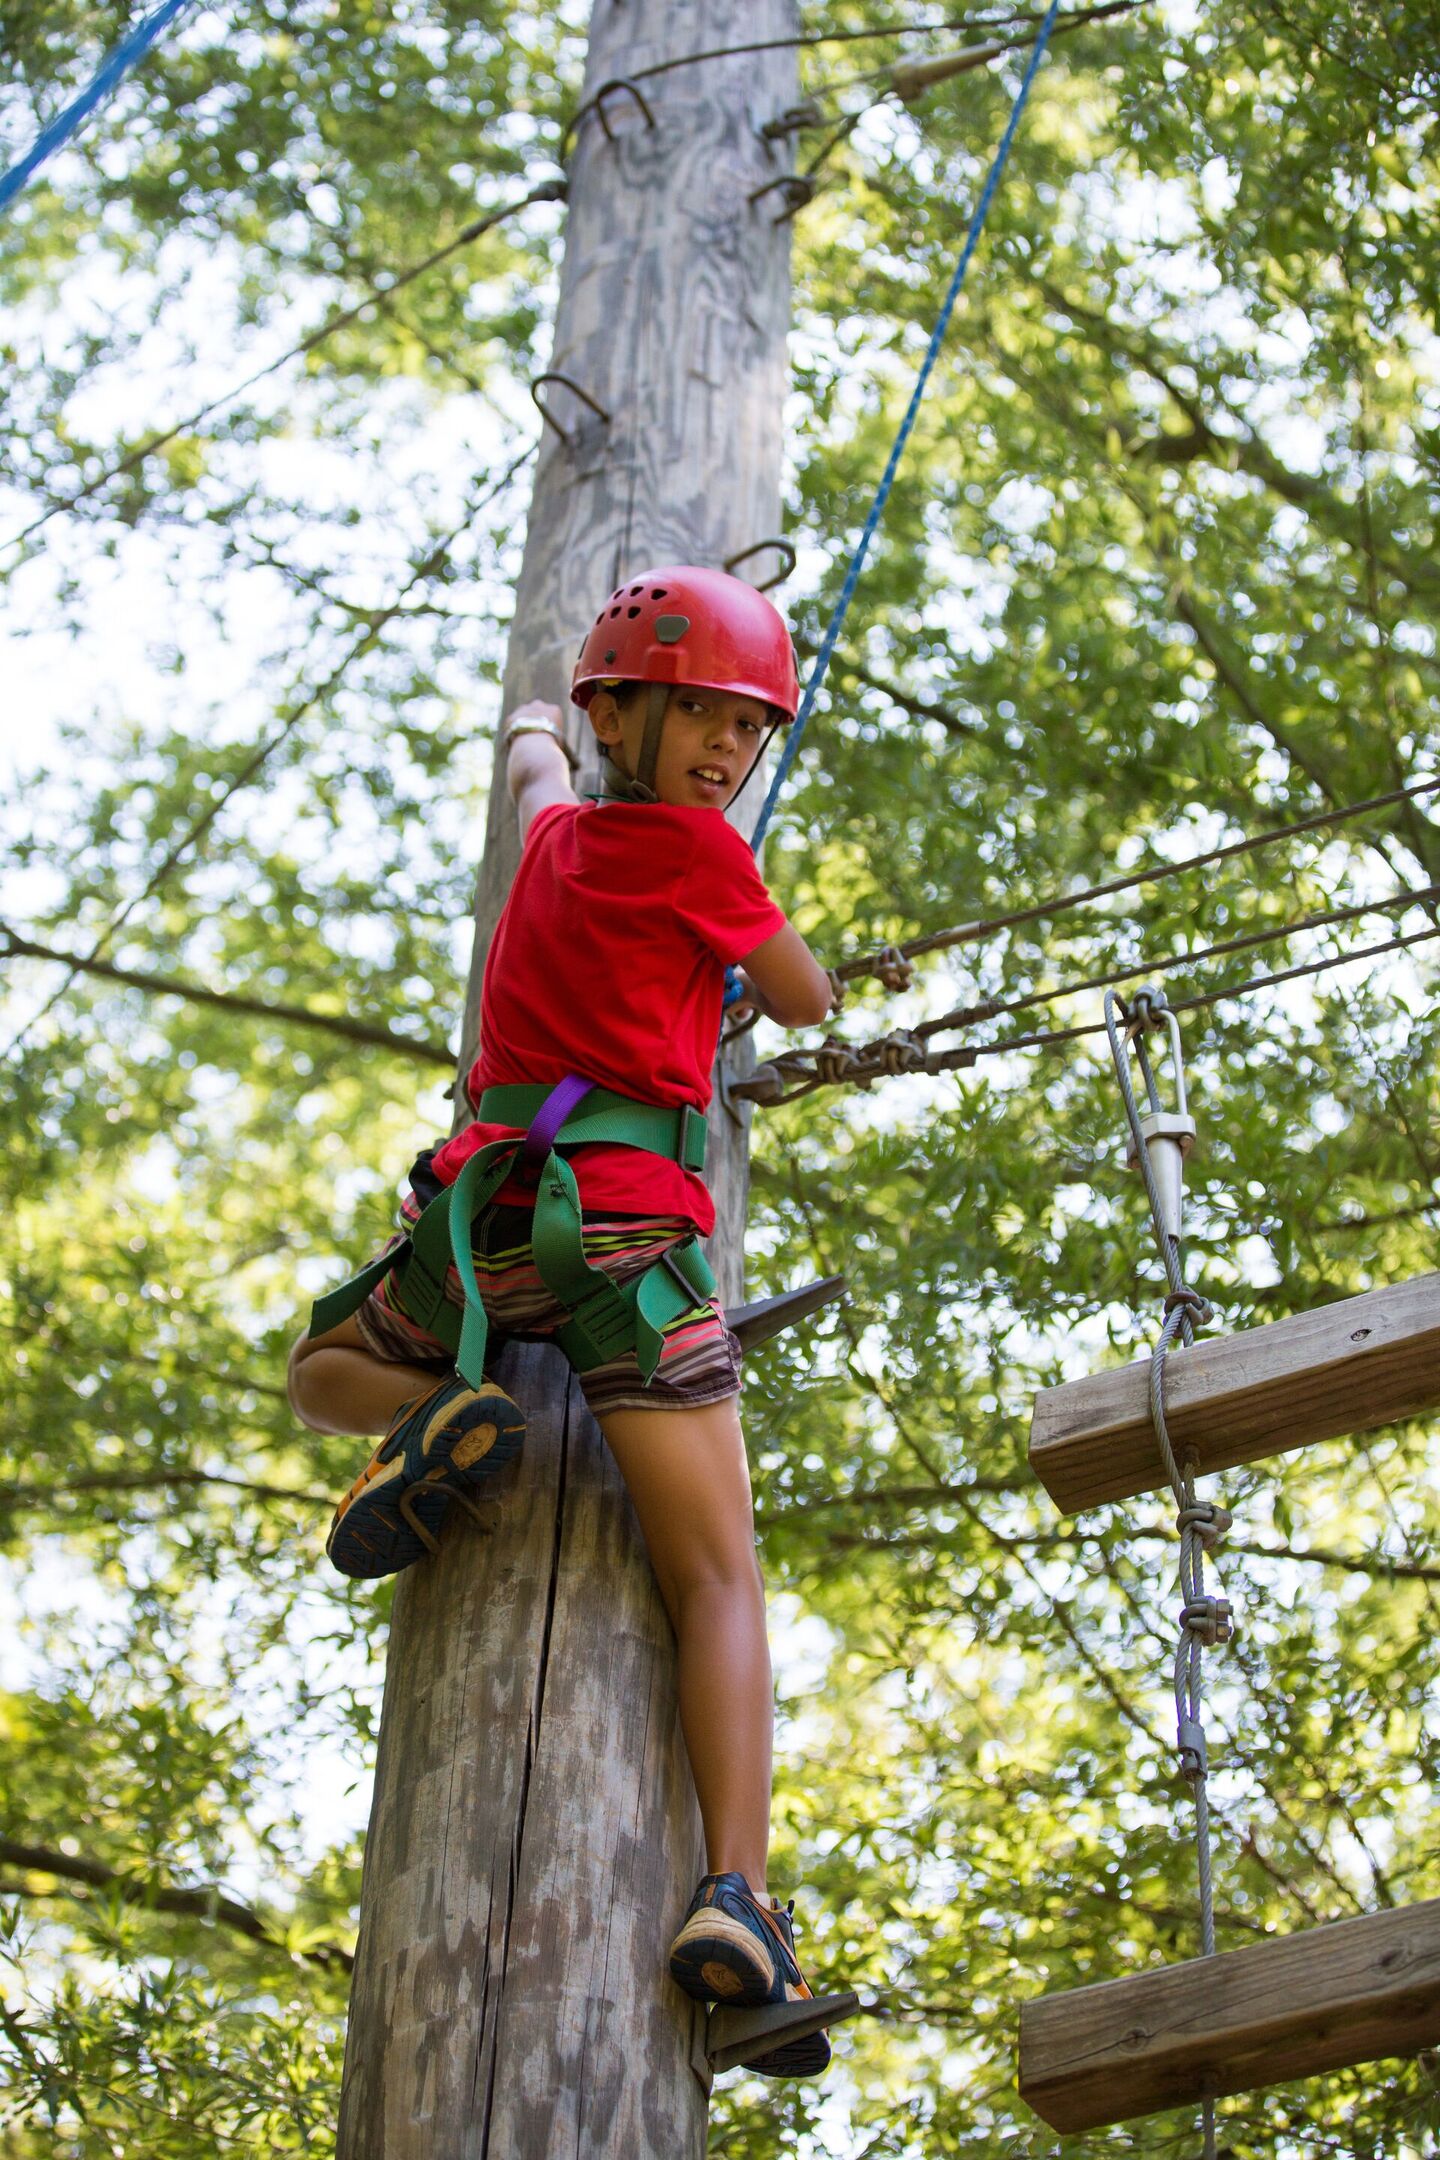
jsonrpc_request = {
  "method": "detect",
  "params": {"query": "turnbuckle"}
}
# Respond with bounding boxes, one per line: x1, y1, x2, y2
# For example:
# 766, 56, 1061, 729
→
1121, 984, 1197, 1245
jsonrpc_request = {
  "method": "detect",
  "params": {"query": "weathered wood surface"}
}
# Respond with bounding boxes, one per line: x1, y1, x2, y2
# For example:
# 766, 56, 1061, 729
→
1029, 1271, 1440, 1514
335, 3, 800, 2154
1018, 1896, 1440, 2132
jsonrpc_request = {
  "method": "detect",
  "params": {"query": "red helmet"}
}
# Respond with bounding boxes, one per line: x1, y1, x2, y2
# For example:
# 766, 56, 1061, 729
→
571, 564, 800, 721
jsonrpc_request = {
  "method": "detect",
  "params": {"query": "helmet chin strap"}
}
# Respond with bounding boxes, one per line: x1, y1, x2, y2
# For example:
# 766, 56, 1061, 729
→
598, 682, 668, 805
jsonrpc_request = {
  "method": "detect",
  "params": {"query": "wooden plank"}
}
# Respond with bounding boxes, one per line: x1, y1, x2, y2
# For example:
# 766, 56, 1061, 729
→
1018, 1897, 1440, 2133
1029, 1272, 1440, 1514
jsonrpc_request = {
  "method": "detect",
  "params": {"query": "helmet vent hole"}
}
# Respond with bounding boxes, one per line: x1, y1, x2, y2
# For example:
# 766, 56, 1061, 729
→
650, 587, 668, 599
627, 605, 641, 618
630, 584, 643, 596
609, 605, 621, 617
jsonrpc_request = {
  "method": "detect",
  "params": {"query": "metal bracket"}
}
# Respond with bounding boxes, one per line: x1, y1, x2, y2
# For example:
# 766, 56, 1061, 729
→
761, 99, 824, 142
561, 75, 657, 155
723, 537, 797, 593
725, 1275, 847, 1358
529, 372, 612, 448
748, 172, 817, 224
706, 1989, 862, 2073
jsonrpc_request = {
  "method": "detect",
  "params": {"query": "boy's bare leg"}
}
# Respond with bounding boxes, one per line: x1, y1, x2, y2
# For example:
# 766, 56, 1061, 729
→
597, 1396, 773, 1902
288, 1312, 445, 1438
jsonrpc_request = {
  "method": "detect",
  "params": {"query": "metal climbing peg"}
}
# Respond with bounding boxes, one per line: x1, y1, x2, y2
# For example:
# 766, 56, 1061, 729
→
1122, 985, 1197, 1245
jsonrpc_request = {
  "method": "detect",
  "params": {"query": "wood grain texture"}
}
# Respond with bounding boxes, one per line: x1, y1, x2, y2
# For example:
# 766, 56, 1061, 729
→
1018, 1897, 1440, 2132
1029, 1272, 1440, 1514
337, 4, 800, 2154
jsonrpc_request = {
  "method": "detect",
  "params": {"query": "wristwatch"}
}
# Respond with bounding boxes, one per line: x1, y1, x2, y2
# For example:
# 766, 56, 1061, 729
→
504, 716, 580, 771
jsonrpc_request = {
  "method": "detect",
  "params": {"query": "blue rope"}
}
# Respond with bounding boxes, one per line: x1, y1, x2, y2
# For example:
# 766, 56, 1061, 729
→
750, 0, 1064, 856
0, 0, 197, 217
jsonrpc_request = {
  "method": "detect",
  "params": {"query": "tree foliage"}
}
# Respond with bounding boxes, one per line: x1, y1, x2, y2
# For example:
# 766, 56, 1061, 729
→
2, 2, 1438, 2153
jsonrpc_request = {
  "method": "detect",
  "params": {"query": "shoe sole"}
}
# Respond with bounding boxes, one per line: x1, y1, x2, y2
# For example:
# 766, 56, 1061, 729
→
328, 1385, 525, 1579
668, 1910, 779, 2004
740, 2028, 833, 2078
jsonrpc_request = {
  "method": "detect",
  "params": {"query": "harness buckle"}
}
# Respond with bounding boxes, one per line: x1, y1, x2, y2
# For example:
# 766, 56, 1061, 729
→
679, 1104, 708, 1173
660, 1241, 713, 1310
565, 1281, 637, 1364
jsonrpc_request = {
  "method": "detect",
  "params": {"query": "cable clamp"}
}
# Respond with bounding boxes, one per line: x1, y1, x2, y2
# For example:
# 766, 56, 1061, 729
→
1180, 1595, 1235, 1646
1177, 1500, 1233, 1552
874, 945, 915, 993
1177, 1715, 1209, 1778
1163, 1285, 1214, 1325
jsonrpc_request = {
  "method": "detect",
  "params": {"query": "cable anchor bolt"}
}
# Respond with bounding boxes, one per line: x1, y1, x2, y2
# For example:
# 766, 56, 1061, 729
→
1179, 1594, 1235, 1646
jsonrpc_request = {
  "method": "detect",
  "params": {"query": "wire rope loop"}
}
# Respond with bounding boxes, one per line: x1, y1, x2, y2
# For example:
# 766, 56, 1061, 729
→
723, 537, 797, 593
528, 373, 612, 448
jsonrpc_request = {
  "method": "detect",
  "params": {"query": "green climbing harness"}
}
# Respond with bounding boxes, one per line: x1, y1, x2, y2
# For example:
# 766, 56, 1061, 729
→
309, 1076, 716, 1387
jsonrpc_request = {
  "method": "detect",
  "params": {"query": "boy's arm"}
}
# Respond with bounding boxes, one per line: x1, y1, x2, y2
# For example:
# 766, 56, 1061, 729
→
734, 923, 833, 1030
504, 700, 579, 839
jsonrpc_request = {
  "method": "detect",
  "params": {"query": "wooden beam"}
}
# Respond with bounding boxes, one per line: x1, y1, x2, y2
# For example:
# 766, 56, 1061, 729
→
1019, 1897, 1440, 2133
1029, 1272, 1440, 1514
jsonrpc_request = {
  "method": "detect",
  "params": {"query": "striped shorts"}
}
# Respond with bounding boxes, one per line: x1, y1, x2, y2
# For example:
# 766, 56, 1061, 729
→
352, 1159, 741, 1419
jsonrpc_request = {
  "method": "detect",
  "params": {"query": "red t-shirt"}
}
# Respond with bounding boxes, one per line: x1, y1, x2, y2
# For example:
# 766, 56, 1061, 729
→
428, 801, 788, 1234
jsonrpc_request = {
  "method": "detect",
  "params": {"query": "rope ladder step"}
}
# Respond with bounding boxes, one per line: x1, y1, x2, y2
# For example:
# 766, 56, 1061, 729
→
1029, 1269, 1440, 1514
1018, 1896, 1440, 2133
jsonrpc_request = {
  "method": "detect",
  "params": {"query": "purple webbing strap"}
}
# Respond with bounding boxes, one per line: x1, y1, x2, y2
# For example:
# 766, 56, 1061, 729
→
522, 1074, 595, 1171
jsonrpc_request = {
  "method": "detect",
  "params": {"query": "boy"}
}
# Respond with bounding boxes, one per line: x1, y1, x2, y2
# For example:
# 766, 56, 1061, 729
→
289, 566, 837, 2074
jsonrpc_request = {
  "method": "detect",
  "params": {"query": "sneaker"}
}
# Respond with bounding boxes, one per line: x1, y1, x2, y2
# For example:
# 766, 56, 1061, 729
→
326, 1373, 525, 1580
667, 1869, 833, 2077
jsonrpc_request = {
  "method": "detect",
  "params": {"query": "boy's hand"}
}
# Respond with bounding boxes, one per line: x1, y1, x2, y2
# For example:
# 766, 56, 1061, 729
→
505, 700, 579, 836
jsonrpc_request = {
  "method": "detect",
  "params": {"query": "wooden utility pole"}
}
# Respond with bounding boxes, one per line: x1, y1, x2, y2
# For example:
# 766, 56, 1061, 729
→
336, 4, 799, 2153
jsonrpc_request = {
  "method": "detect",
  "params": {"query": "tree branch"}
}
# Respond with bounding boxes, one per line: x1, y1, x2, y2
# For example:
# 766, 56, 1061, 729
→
0, 1467, 332, 1512
0, 1838, 353, 1972
795, 637, 978, 737
0, 924, 453, 1067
